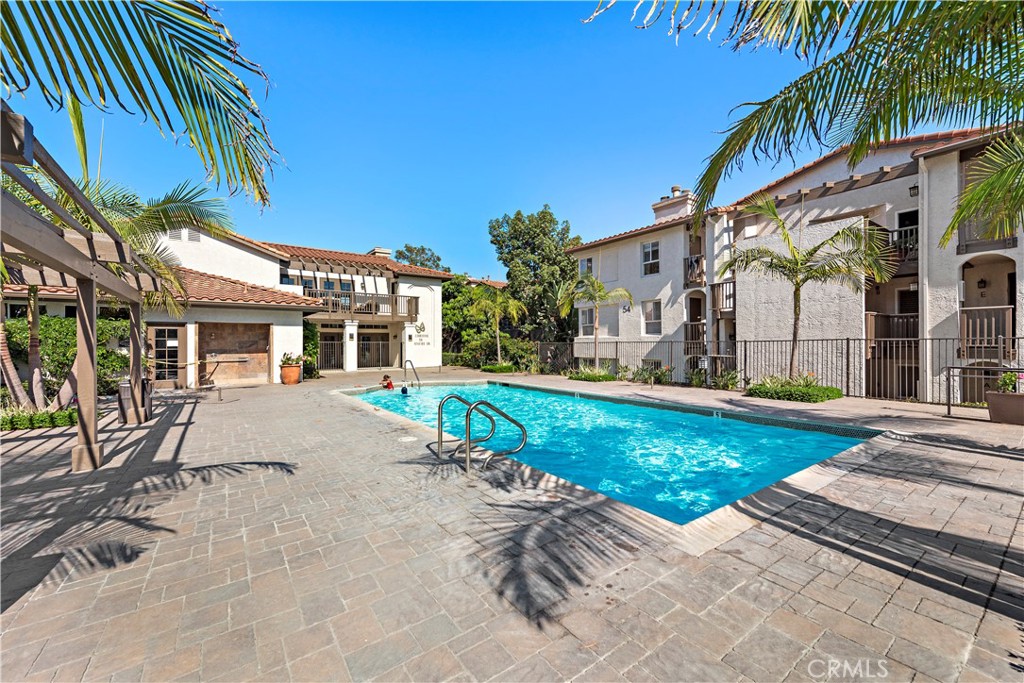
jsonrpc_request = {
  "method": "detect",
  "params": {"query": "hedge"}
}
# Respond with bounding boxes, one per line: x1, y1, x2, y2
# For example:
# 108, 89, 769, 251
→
481, 363, 516, 373
1, 408, 79, 431
566, 369, 616, 382
746, 384, 843, 403
442, 352, 464, 366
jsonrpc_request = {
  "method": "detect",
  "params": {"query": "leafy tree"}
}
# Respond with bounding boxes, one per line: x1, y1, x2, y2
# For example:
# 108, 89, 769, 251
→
394, 244, 450, 272
441, 275, 488, 352
489, 205, 582, 341
2, 0, 278, 203
586, 1, 1023, 245
558, 272, 632, 369
469, 285, 527, 365
717, 194, 896, 379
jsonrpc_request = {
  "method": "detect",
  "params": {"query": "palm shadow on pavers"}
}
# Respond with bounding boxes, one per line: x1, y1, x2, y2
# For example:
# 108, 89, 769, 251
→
0, 396, 297, 613
399, 451, 658, 628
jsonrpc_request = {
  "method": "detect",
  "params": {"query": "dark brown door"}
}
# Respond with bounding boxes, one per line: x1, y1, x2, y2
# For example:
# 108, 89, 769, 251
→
148, 325, 187, 389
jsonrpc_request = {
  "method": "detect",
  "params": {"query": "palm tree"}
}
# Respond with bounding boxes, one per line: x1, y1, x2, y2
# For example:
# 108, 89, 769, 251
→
469, 285, 527, 365
2, 0, 277, 204
585, 1, 1023, 244
558, 272, 632, 370
718, 194, 896, 379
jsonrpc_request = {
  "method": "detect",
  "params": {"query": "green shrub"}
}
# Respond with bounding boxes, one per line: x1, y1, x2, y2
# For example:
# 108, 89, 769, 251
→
481, 363, 516, 373
461, 332, 537, 370
31, 412, 53, 428
0, 415, 11, 431
746, 384, 843, 403
4, 315, 132, 397
998, 371, 1019, 393
631, 364, 673, 385
441, 352, 465, 366
688, 368, 707, 387
302, 320, 320, 379
52, 409, 75, 427
11, 413, 32, 430
566, 364, 616, 382
711, 370, 740, 390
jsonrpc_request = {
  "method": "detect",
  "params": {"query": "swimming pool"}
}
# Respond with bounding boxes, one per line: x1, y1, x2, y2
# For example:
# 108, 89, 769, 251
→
359, 382, 868, 525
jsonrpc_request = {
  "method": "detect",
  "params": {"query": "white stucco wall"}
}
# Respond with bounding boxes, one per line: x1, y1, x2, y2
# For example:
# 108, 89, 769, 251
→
159, 233, 282, 288
145, 305, 304, 387
397, 276, 443, 368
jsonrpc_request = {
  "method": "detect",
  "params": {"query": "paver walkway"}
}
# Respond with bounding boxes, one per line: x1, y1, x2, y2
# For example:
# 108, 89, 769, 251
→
1, 371, 1021, 682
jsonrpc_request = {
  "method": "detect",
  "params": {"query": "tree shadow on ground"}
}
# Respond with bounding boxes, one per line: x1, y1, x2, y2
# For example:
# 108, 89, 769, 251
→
401, 447, 662, 626
1, 397, 296, 613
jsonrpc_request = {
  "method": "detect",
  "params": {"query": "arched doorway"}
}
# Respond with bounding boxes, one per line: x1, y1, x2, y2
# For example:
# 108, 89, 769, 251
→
960, 254, 1017, 360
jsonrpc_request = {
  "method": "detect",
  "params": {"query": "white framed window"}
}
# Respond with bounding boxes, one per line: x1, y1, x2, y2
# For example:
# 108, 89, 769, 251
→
642, 299, 662, 335
579, 257, 593, 275
642, 241, 660, 275
186, 228, 200, 242
579, 308, 595, 336
896, 287, 919, 315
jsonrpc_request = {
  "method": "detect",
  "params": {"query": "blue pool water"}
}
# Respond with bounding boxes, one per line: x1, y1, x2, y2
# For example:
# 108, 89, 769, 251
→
359, 383, 864, 525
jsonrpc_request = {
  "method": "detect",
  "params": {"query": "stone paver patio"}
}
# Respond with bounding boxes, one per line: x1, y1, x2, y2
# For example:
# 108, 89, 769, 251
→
1, 370, 1021, 682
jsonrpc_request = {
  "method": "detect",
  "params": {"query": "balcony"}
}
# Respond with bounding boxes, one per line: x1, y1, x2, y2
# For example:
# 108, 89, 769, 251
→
960, 305, 1017, 360
304, 290, 418, 322
711, 280, 735, 318
865, 312, 919, 360
956, 220, 1018, 255
682, 321, 705, 356
685, 255, 706, 288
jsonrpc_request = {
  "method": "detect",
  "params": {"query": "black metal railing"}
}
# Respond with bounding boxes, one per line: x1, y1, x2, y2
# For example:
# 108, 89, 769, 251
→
318, 340, 344, 371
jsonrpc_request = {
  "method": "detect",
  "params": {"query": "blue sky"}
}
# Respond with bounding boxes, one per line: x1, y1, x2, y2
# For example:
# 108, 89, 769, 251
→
11, 1, 819, 277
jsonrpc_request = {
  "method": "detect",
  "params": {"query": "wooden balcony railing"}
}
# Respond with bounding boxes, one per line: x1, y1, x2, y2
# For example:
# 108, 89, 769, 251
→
711, 280, 735, 317
685, 255, 706, 287
865, 312, 919, 340
960, 305, 1016, 359
956, 220, 1019, 255
887, 225, 919, 263
304, 290, 418, 321
682, 321, 705, 355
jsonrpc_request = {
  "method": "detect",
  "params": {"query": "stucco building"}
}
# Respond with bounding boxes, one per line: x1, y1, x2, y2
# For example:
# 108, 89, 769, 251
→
568, 128, 1022, 401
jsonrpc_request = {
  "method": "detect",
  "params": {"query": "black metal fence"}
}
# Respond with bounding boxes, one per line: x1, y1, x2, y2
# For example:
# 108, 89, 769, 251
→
534, 336, 1022, 404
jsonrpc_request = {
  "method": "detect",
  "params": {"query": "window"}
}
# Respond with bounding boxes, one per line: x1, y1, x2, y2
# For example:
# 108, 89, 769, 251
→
897, 210, 919, 230
280, 274, 295, 285
579, 308, 595, 336
167, 227, 182, 241
64, 305, 76, 318
187, 228, 200, 242
579, 257, 593, 275
642, 300, 662, 335
897, 288, 919, 315
322, 280, 335, 291
301, 278, 315, 291
642, 241, 660, 275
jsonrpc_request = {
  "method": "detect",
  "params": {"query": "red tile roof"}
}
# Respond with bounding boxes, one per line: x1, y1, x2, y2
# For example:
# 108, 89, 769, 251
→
174, 268, 323, 308
4, 269, 324, 310
468, 277, 507, 288
265, 242, 453, 280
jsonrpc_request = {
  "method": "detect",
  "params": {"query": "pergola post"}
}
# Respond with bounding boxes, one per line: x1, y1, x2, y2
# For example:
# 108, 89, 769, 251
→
71, 278, 103, 471
127, 301, 147, 424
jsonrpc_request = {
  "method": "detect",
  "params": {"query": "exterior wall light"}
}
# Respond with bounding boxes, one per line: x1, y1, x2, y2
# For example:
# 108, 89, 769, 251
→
977, 278, 987, 289
909, 184, 919, 197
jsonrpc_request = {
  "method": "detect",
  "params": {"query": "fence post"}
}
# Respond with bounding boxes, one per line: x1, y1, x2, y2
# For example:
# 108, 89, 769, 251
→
946, 366, 951, 416
845, 337, 851, 396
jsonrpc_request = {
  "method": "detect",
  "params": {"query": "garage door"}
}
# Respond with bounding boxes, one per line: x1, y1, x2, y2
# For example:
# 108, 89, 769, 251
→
197, 323, 270, 385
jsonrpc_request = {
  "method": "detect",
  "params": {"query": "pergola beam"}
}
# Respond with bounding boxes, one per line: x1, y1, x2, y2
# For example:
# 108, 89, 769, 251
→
2, 191, 145, 303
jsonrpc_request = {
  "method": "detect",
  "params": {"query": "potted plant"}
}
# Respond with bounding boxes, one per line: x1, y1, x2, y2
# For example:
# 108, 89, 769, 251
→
280, 352, 304, 385
986, 371, 1024, 425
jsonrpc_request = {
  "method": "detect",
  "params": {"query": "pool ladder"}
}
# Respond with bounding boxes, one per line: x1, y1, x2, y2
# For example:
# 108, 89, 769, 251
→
436, 394, 527, 474
404, 359, 421, 388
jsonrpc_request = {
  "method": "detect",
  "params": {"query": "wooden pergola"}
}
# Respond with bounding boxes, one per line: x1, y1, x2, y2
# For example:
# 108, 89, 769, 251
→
1, 103, 160, 471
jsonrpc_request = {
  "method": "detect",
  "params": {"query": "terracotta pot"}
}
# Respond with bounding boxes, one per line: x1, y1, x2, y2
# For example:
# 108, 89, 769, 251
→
986, 391, 1024, 425
281, 364, 302, 385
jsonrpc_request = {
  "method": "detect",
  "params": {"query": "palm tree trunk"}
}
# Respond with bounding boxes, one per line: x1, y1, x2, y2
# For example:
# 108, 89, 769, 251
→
495, 316, 502, 365
47, 368, 78, 411
0, 305, 34, 409
789, 285, 801, 379
27, 286, 47, 409
593, 306, 600, 369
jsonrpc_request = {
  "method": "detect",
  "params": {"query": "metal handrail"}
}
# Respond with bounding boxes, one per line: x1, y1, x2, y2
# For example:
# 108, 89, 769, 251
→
465, 400, 527, 473
404, 359, 421, 388
437, 394, 495, 458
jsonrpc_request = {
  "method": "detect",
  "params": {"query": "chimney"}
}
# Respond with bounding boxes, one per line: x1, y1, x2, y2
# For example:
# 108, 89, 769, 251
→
652, 186, 695, 222
367, 246, 392, 259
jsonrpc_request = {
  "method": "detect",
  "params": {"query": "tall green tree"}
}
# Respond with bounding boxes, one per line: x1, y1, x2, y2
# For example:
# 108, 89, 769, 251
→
718, 194, 896, 379
489, 205, 582, 341
469, 285, 527, 365
2, 0, 277, 203
394, 244, 450, 272
586, 1, 1023, 245
558, 272, 632, 369
441, 275, 488, 352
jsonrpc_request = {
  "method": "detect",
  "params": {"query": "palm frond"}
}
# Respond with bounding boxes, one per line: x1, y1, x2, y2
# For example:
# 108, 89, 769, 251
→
2, 0, 278, 204
942, 131, 1024, 246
